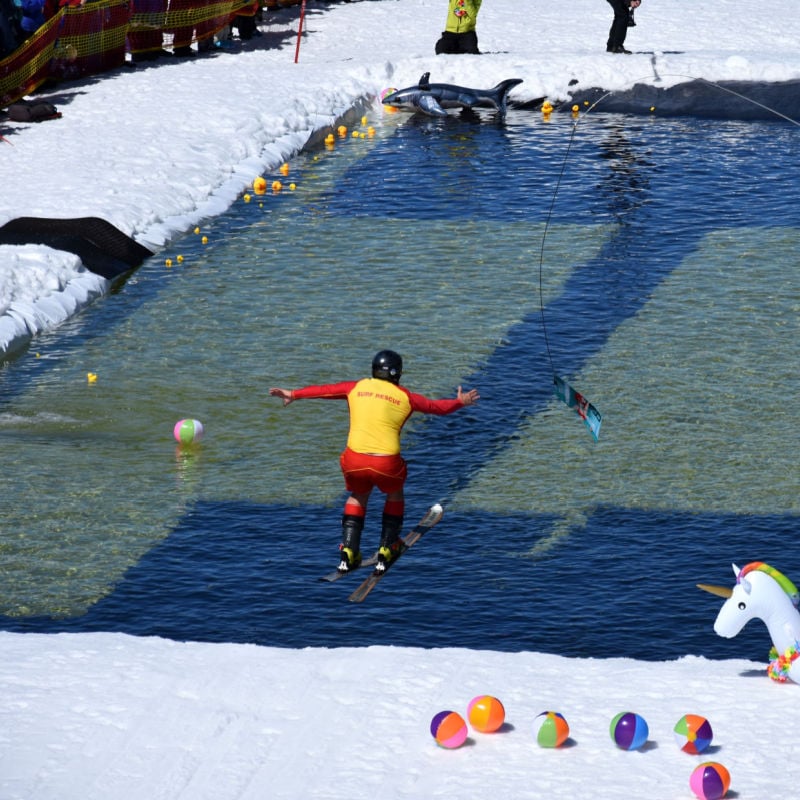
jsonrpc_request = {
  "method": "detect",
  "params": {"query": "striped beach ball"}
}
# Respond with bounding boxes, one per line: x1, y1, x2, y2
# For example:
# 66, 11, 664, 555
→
674, 714, 714, 754
467, 695, 505, 733
535, 710, 570, 748
173, 418, 204, 444
689, 761, 731, 800
609, 711, 649, 750
430, 710, 468, 749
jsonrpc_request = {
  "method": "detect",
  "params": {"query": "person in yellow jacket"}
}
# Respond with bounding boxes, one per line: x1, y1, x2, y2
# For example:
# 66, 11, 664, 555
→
435, 0, 482, 55
270, 350, 479, 573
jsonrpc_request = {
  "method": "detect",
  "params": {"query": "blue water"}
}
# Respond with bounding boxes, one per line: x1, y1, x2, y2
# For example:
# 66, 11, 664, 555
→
2, 107, 799, 666
6, 502, 799, 663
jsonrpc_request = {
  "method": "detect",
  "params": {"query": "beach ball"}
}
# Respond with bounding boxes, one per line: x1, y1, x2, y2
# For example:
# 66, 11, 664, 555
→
674, 714, 714, 754
430, 710, 468, 749
467, 695, 505, 733
535, 711, 570, 748
609, 711, 649, 751
173, 418, 204, 444
689, 762, 730, 800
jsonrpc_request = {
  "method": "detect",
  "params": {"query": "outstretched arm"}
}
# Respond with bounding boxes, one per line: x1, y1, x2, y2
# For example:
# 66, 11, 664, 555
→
269, 381, 356, 407
457, 385, 480, 407
269, 387, 294, 407
407, 385, 480, 415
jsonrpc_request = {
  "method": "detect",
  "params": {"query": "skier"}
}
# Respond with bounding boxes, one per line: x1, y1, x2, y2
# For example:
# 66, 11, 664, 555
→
269, 350, 479, 573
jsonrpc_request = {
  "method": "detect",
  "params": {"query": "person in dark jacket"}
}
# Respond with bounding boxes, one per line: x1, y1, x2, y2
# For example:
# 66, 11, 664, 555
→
606, 0, 641, 54
0, 0, 22, 57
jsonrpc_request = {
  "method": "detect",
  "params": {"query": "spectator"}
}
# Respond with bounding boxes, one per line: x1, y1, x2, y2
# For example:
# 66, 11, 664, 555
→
435, 0, 482, 55
170, 0, 202, 57
20, 0, 46, 36
128, 0, 168, 62
606, 0, 641, 54
231, 1, 259, 41
0, 0, 22, 57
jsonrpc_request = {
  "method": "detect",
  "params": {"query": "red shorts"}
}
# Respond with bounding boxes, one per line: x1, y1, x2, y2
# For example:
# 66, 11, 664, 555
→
339, 447, 407, 494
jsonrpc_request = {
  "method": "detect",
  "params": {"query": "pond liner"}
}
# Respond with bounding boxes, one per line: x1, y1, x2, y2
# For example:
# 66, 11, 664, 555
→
565, 79, 800, 122
0, 216, 153, 281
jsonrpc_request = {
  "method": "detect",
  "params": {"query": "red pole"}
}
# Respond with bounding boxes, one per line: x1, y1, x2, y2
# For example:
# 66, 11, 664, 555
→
294, 0, 307, 63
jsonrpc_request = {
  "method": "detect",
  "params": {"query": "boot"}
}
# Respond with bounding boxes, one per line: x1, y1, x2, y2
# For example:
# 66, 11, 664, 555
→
338, 514, 364, 573
377, 513, 404, 571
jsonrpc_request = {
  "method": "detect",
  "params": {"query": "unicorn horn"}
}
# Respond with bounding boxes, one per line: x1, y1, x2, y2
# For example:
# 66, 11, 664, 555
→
696, 583, 733, 598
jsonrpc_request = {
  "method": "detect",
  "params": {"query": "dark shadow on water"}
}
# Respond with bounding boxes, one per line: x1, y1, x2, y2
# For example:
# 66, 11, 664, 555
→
2, 502, 798, 666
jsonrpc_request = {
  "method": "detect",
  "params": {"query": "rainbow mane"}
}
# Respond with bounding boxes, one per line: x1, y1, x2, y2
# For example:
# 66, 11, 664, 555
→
738, 562, 800, 607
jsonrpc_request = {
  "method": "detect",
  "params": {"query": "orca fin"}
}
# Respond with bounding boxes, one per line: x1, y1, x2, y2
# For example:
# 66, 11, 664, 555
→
418, 94, 448, 117
490, 78, 524, 115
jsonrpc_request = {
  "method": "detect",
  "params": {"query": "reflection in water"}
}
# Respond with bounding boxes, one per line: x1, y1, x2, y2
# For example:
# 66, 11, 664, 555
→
597, 119, 652, 224
174, 444, 202, 495
404, 110, 511, 209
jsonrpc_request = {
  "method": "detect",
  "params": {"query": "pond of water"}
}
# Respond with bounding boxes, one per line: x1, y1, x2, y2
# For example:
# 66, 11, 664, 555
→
1, 105, 798, 665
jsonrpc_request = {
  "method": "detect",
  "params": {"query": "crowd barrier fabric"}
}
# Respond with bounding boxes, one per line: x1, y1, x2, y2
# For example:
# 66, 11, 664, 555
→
1, 0, 302, 108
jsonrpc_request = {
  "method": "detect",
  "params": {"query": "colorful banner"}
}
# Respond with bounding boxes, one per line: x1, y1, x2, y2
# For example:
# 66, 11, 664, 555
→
553, 375, 602, 440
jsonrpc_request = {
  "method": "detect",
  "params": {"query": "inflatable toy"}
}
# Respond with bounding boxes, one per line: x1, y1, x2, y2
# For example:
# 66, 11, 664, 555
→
381, 72, 522, 118
609, 711, 648, 750
689, 761, 730, 800
674, 714, 713, 754
173, 418, 204, 444
698, 562, 800, 683
430, 710, 468, 749
535, 711, 569, 748
467, 695, 505, 733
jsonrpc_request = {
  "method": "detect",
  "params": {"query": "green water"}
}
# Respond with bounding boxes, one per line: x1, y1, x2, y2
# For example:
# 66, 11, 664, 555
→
0, 116, 598, 615
458, 228, 800, 555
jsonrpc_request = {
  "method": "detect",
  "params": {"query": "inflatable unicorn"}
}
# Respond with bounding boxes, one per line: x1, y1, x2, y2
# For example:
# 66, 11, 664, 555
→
698, 562, 800, 683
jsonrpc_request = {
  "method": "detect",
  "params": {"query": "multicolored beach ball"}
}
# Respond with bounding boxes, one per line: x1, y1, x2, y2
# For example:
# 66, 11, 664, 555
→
674, 714, 714, 754
467, 695, 505, 733
535, 711, 570, 748
609, 711, 649, 750
430, 710, 468, 749
689, 761, 731, 800
173, 418, 204, 444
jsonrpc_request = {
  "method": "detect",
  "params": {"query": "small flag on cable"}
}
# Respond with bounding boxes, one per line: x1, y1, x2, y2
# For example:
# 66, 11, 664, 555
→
553, 375, 602, 441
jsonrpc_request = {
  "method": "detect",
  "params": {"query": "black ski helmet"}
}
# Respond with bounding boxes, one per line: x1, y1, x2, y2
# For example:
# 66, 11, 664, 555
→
372, 350, 403, 384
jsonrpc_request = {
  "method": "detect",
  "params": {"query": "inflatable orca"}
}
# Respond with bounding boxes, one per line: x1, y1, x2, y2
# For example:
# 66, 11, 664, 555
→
382, 72, 523, 118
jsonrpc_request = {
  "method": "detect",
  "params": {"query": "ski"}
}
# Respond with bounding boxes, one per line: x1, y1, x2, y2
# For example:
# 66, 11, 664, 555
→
347, 504, 444, 603
319, 552, 380, 583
